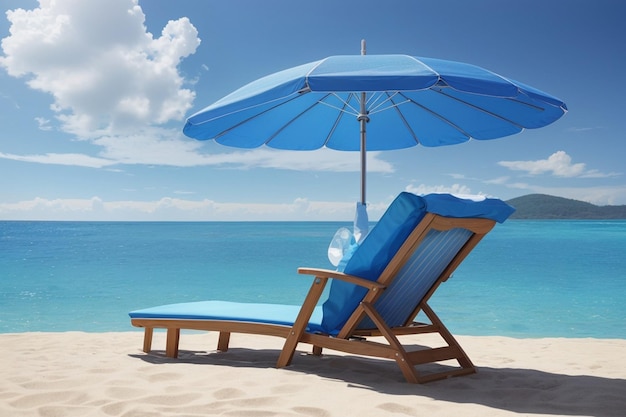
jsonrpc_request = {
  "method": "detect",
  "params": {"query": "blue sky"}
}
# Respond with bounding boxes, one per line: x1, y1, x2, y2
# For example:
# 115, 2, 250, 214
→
1, 0, 624, 221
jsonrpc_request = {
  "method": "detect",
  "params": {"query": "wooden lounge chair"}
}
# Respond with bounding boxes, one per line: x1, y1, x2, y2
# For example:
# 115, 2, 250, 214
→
129, 192, 514, 383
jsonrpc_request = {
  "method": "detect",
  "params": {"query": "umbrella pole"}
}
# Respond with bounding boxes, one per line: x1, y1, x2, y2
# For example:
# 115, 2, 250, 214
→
359, 96, 367, 205
359, 39, 368, 206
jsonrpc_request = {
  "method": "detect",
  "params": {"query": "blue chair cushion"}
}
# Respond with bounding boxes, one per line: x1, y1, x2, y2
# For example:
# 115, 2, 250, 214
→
422, 193, 515, 224
319, 192, 514, 335
130, 300, 326, 333
320, 192, 428, 334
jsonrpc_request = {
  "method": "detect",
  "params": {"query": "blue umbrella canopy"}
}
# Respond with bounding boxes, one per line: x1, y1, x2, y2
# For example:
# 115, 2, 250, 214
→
183, 42, 566, 240
184, 54, 566, 151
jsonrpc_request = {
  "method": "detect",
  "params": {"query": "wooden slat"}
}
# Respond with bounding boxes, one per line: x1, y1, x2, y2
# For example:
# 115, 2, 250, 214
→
297, 268, 386, 290
420, 302, 474, 369
301, 333, 397, 359
353, 323, 439, 337
131, 318, 292, 339
406, 346, 462, 365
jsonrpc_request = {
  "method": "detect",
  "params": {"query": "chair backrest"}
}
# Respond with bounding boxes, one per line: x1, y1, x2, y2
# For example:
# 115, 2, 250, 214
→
358, 224, 473, 329
320, 192, 514, 335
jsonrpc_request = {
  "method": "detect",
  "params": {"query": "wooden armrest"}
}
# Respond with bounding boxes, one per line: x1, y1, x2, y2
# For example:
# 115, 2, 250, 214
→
298, 267, 386, 290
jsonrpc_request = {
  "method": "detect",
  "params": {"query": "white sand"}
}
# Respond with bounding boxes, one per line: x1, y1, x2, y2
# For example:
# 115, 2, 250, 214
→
1, 331, 625, 417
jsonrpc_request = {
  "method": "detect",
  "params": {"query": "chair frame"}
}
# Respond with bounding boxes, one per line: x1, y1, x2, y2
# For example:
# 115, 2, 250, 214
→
131, 213, 496, 383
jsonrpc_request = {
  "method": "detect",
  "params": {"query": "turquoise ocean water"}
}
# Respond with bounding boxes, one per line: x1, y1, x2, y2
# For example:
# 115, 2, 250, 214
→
1, 220, 624, 338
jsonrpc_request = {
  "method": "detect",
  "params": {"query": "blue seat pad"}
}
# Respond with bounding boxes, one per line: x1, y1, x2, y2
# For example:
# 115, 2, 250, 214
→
130, 300, 325, 333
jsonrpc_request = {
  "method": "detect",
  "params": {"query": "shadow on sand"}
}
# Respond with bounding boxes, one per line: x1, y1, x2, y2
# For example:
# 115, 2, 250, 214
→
131, 346, 626, 417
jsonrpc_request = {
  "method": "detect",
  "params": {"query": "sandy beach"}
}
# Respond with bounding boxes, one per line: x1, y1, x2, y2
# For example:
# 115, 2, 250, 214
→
1, 331, 624, 416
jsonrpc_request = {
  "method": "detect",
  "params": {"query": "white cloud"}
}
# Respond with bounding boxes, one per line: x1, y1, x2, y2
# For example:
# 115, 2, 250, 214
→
498, 151, 619, 178
35, 117, 52, 131
0, 0, 398, 174
0, 196, 378, 221
206, 148, 394, 173
567, 126, 600, 132
448, 173, 468, 180
484, 176, 510, 185
404, 183, 478, 196
0, 0, 200, 138
0, 135, 394, 173
0, 151, 117, 168
0, 1, 400, 176
92, 128, 207, 166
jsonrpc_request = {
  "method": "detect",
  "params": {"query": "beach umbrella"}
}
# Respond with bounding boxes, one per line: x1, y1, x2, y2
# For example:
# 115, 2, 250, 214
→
183, 40, 567, 242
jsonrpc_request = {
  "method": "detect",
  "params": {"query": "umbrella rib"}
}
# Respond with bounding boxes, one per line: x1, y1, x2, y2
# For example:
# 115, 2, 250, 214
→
387, 93, 421, 145
323, 97, 351, 147
397, 92, 473, 140
367, 92, 412, 115
318, 93, 359, 116
264, 93, 335, 146
214, 93, 306, 140
365, 91, 385, 108
432, 88, 527, 130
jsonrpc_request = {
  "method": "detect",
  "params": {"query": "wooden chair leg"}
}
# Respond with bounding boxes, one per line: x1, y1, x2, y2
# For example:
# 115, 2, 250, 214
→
361, 302, 420, 383
277, 331, 299, 368
217, 331, 231, 352
421, 302, 475, 370
165, 328, 180, 358
277, 276, 328, 368
142, 328, 154, 353
312, 345, 323, 356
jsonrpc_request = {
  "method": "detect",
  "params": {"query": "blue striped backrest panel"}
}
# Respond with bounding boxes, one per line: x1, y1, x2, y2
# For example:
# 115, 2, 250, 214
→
357, 227, 473, 330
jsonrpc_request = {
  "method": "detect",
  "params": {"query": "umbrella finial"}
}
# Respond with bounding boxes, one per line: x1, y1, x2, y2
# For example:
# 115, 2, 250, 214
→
361, 39, 366, 56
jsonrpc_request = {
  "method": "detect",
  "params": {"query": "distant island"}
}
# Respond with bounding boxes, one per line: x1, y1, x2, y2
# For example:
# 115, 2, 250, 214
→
505, 194, 626, 219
